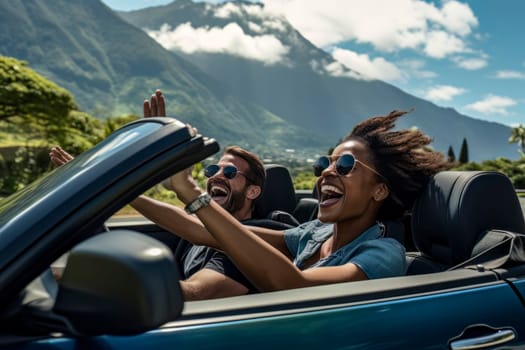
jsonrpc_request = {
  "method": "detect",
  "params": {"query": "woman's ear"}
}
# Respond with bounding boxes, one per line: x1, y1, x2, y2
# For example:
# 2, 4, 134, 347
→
373, 183, 390, 202
246, 185, 262, 200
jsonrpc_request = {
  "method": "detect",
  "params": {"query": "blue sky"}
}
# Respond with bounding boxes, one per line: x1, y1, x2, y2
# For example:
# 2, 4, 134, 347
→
102, 0, 525, 127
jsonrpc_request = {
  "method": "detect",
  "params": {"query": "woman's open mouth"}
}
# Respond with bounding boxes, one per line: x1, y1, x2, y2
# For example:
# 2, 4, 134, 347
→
319, 184, 343, 208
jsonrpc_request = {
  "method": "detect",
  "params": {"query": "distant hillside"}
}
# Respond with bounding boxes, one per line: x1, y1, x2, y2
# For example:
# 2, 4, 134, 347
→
0, 0, 326, 152
120, 0, 518, 161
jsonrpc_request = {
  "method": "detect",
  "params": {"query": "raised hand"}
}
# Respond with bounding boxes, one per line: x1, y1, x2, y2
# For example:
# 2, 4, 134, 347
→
168, 167, 202, 204
49, 146, 74, 166
144, 89, 166, 118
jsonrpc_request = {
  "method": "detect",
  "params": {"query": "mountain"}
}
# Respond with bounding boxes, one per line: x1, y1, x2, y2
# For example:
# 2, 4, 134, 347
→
0, 0, 326, 153
119, 0, 518, 161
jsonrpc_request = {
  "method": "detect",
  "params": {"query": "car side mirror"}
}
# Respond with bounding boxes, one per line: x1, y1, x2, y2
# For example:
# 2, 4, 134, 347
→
53, 230, 183, 336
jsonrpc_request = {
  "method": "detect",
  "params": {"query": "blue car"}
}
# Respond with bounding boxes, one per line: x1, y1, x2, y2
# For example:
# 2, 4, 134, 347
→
1, 117, 525, 349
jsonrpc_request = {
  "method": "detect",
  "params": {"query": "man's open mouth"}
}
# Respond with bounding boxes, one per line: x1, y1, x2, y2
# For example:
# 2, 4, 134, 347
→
209, 184, 230, 206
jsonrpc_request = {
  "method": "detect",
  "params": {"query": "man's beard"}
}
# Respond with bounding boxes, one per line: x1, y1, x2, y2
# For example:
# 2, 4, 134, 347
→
208, 178, 249, 216
223, 186, 248, 215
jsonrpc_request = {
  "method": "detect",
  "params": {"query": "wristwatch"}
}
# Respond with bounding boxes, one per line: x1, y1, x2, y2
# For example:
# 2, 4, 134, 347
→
184, 192, 212, 214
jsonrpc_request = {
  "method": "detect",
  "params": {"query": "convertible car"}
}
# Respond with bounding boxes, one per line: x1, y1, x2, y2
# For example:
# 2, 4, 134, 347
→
1, 117, 525, 349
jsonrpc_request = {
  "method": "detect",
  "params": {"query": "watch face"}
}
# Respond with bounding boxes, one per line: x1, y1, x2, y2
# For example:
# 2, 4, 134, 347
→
185, 193, 211, 214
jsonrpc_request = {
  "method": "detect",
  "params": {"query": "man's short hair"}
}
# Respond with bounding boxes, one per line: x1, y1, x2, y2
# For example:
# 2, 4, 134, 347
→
224, 146, 265, 189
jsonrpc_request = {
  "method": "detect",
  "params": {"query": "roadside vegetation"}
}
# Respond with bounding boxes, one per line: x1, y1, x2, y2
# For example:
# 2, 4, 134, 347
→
2, 55, 525, 211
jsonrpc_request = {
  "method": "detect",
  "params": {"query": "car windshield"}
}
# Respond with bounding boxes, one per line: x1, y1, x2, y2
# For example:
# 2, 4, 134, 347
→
0, 121, 164, 230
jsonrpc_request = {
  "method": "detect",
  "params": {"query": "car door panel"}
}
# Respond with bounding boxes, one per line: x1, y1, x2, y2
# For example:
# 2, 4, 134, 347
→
20, 275, 525, 349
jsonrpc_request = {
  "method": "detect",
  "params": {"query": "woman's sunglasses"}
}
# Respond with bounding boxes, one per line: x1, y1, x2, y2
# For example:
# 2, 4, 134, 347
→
313, 154, 384, 179
204, 164, 254, 183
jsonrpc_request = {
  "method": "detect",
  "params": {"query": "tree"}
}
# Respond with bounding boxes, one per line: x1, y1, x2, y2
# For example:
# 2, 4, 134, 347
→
459, 138, 469, 164
0, 55, 107, 194
47, 110, 106, 155
509, 124, 525, 157
103, 114, 140, 137
0, 56, 77, 126
447, 145, 456, 163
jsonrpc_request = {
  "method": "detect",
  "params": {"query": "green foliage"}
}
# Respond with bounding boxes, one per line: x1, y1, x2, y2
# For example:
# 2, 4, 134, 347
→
144, 185, 181, 206
0, 56, 77, 124
191, 162, 208, 189
458, 138, 469, 164
103, 115, 140, 137
509, 124, 525, 156
47, 110, 106, 155
0, 145, 52, 194
139, 163, 206, 206
454, 157, 525, 188
0, 55, 114, 194
293, 171, 317, 190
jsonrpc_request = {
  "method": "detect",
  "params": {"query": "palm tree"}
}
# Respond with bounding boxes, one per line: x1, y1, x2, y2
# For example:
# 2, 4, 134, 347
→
509, 124, 525, 157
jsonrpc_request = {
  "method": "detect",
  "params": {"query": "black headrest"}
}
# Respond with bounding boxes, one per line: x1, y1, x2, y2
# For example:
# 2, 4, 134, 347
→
411, 171, 525, 266
253, 164, 297, 219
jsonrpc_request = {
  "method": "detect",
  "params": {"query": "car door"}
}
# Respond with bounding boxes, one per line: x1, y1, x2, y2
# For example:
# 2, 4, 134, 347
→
19, 268, 525, 349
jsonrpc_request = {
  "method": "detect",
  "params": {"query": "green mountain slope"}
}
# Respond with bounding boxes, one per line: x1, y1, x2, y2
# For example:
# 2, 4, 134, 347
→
120, 0, 517, 161
0, 0, 325, 152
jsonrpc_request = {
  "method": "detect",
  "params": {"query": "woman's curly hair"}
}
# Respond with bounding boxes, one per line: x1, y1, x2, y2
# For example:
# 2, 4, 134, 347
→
342, 110, 451, 220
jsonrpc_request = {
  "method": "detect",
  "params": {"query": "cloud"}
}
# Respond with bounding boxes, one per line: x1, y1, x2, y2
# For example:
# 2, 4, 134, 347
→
437, 0, 478, 36
322, 61, 364, 80
399, 59, 437, 79
146, 22, 289, 65
214, 2, 266, 19
330, 48, 405, 82
465, 95, 517, 115
213, 2, 287, 32
213, 2, 245, 18
423, 31, 467, 59
494, 70, 525, 80
248, 21, 263, 33
425, 85, 466, 102
453, 56, 488, 70
263, 0, 478, 59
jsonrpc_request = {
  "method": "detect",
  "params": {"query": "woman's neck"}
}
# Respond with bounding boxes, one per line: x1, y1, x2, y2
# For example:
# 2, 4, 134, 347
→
331, 216, 377, 251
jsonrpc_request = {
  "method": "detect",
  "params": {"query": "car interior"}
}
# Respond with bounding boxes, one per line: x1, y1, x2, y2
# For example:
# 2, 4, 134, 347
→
111, 166, 525, 296
73, 164, 525, 308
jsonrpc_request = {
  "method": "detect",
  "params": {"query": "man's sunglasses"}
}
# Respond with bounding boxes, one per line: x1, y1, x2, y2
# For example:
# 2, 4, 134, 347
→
204, 164, 255, 183
313, 154, 385, 179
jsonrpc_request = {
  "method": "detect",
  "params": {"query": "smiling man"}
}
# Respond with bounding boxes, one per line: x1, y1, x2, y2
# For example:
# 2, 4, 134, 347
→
52, 143, 268, 300
132, 145, 267, 300
205, 148, 263, 221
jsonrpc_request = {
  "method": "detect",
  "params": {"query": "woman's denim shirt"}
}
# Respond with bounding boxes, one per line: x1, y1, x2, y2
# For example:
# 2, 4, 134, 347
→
284, 220, 407, 279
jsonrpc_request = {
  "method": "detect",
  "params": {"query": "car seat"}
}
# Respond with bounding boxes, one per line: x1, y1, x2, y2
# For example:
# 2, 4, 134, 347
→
253, 164, 300, 226
293, 183, 319, 223
293, 197, 319, 223
407, 171, 525, 275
